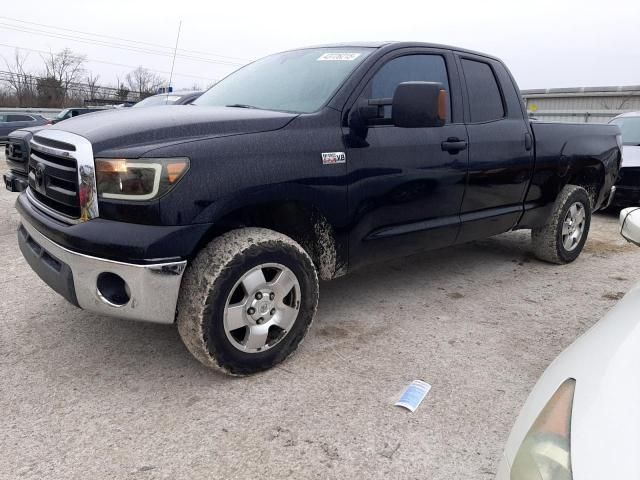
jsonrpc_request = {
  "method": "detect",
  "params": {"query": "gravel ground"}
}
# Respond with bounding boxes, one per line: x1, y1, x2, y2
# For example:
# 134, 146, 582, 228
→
2, 154, 639, 479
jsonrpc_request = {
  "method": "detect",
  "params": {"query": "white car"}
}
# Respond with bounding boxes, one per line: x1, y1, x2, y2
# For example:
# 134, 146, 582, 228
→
497, 207, 640, 480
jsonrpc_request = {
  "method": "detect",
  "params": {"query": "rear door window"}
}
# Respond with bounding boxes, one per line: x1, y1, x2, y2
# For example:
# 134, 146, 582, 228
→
461, 59, 505, 123
7, 114, 34, 122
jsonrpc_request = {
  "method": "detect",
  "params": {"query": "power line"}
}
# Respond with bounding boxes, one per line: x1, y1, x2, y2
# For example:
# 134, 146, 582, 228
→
0, 23, 243, 66
0, 42, 214, 82
0, 23, 245, 67
0, 15, 250, 62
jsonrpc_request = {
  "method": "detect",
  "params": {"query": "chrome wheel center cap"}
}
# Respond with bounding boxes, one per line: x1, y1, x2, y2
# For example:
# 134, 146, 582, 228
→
258, 300, 271, 315
247, 291, 275, 324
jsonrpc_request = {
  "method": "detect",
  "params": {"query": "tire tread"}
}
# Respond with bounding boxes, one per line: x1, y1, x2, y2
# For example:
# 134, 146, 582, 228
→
176, 228, 318, 375
531, 185, 591, 264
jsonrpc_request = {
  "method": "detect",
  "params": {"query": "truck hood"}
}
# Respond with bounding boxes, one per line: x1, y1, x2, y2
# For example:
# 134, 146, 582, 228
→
9, 125, 51, 139
502, 281, 640, 479
50, 105, 298, 155
622, 145, 640, 168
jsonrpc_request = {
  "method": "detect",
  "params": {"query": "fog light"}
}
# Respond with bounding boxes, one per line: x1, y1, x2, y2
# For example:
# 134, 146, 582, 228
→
96, 272, 131, 307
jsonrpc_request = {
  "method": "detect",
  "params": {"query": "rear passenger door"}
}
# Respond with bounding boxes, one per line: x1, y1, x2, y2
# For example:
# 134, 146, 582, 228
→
456, 55, 534, 243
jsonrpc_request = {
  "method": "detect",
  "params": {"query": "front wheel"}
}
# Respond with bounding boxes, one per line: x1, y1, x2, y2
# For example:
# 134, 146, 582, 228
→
177, 228, 319, 375
532, 185, 592, 264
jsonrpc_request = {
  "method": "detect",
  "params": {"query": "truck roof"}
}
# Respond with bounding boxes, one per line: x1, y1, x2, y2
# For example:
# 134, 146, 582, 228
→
293, 41, 502, 62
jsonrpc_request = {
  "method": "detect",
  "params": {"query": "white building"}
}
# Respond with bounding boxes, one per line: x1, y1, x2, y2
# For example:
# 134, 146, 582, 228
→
522, 85, 640, 123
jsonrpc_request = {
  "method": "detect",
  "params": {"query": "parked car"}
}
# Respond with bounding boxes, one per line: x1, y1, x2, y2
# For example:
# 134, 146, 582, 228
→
608, 112, 640, 206
51, 107, 107, 124
132, 90, 202, 108
0, 113, 50, 142
14, 42, 620, 374
496, 207, 640, 480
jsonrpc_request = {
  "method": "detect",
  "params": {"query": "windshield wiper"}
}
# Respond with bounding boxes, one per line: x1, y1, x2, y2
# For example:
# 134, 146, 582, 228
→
226, 103, 259, 109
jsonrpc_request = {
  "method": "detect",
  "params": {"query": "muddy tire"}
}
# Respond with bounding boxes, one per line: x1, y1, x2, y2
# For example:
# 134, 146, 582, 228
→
532, 185, 591, 264
177, 228, 319, 375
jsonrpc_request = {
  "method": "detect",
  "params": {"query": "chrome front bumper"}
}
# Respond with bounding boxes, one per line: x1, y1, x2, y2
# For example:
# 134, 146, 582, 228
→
19, 219, 187, 324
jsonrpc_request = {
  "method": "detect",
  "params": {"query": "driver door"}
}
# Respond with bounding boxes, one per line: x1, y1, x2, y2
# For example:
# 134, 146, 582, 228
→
345, 49, 469, 269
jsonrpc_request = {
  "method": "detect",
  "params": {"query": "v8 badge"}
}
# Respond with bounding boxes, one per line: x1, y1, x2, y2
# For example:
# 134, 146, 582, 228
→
322, 152, 346, 165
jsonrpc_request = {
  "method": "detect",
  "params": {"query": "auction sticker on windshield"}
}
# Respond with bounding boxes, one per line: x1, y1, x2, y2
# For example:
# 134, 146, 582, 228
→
317, 53, 362, 61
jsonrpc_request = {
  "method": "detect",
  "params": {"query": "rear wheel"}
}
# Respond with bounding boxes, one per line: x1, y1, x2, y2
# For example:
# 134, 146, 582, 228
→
532, 185, 591, 264
177, 228, 319, 375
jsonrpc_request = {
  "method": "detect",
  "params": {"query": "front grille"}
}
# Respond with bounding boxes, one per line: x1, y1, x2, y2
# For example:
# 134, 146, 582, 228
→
28, 144, 80, 219
32, 134, 76, 152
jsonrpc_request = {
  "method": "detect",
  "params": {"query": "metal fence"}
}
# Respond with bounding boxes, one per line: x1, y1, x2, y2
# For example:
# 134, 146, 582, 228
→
522, 86, 640, 123
0, 107, 62, 118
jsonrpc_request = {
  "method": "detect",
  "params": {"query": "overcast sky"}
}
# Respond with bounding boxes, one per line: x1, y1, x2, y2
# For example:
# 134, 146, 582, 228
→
1, 0, 638, 91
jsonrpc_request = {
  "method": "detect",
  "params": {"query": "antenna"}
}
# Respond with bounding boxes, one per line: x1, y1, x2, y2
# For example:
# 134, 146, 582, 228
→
167, 20, 182, 96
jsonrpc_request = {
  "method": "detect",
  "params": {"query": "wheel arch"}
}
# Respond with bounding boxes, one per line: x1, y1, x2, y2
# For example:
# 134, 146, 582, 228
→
193, 199, 346, 281
565, 159, 605, 208
560, 132, 621, 210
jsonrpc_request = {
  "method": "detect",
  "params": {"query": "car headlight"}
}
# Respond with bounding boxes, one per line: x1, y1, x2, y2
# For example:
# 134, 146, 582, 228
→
95, 157, 189, 201
511, 379, 576, 480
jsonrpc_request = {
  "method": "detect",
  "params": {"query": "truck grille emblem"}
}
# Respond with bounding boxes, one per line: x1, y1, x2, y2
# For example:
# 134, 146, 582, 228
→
34, 163, 45, 187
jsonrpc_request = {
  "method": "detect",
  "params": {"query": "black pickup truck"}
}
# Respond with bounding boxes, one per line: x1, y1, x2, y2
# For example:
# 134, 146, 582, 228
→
13, 42, 621, 374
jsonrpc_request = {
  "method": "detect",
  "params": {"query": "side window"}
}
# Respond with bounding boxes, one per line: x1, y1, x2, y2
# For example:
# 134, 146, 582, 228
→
7, 114, 33, 122
461, 59, 504, 122
366, 54, 450, 122
0, 115, 5, 122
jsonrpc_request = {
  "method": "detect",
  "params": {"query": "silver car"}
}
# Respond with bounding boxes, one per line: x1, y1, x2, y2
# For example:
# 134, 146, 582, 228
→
0, 112, 50, 142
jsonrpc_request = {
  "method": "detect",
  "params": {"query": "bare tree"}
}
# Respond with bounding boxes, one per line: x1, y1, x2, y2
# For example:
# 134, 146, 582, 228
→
113, 75, 131, 102
85, 72, 101, 101
117, 83, 130, 101
36, 76, 63, 107
2, 49, 37, 106
41, 48, 87, 105
126, 67, 165, 99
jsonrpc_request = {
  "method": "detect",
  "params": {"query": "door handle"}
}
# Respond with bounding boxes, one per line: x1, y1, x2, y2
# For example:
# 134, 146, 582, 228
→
441, 137, 468, 154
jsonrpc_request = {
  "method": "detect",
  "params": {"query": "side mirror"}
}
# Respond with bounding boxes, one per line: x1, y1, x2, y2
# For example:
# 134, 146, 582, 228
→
392, 81, 447, 128
620, 207, 640, 246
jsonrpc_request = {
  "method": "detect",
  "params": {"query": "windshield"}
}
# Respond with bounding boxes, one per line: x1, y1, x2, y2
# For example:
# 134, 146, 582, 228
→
133, 95, 181, 108
56, 109, 70, 119
610, 116, 640, 145
194, 48, 374, 113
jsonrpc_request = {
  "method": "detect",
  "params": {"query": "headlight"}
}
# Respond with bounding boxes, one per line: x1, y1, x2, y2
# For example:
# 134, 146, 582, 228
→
95, 157, 189, 201
511, 378, 576, 480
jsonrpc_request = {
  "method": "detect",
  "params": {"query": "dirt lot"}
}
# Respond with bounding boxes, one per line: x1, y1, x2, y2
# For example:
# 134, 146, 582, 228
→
2, 154, 639, 479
